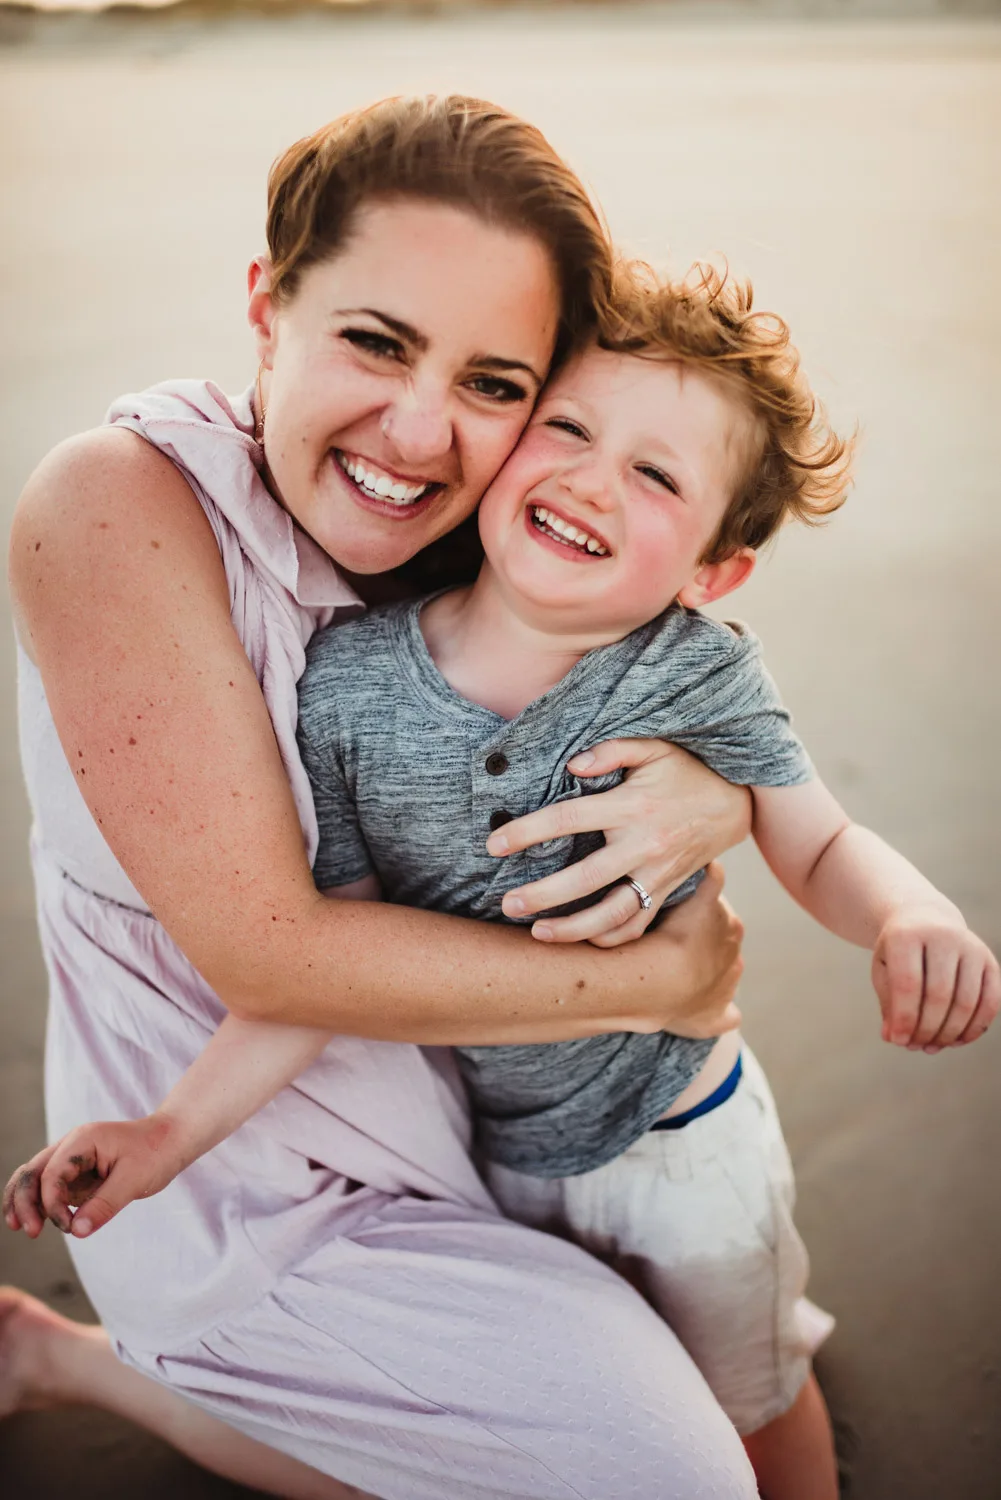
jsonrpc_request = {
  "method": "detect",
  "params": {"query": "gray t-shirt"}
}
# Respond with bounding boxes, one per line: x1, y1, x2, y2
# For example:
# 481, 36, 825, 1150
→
297, 596, 813, 1177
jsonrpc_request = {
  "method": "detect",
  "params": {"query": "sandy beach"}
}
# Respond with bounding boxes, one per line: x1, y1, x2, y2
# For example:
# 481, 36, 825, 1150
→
1, 9, 999, 1496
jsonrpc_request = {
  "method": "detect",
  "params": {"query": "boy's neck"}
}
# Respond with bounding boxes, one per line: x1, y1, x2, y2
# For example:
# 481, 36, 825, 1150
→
420, 564, 630, 720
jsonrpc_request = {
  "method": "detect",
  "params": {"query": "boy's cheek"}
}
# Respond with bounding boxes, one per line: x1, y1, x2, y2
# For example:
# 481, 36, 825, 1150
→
481, 459, 551, 531
617, 532, 690, 614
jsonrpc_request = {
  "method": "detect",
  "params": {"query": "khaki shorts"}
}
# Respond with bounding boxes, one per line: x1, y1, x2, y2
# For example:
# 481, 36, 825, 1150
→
485, 1047, 819, 1436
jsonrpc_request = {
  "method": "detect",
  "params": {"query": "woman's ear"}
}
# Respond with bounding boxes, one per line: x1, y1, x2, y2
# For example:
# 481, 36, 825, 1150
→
677, 547, 756, 609
247, 256, 277, 365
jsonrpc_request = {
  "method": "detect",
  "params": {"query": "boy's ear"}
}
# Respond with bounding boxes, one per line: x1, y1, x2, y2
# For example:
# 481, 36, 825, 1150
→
677, 547, 756, 609
247, 256, 278, 365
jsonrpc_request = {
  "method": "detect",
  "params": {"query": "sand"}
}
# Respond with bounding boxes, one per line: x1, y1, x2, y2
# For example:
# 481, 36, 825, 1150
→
1, 9, 999, 1497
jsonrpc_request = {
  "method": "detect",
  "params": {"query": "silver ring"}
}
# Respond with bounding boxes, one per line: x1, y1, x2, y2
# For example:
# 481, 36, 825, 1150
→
624, 876, 653, 911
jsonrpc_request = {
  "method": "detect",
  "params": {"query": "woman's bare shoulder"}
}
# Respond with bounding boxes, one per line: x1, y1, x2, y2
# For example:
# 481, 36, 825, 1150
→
12, 424, 217, 548
10, 426, 227, 659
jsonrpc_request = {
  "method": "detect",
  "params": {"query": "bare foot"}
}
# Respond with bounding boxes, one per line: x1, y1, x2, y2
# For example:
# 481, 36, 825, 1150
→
0, 1287, 79, 1416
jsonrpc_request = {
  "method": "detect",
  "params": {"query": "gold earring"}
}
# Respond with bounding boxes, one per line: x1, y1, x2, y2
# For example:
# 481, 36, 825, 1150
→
255, 361, 268, 446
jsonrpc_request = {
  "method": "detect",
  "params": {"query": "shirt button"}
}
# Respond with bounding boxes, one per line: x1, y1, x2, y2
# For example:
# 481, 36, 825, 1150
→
485, 752, 509, 776
489, 810, 514, 832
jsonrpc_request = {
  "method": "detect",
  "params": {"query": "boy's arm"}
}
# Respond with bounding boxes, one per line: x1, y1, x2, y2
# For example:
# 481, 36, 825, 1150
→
752, 780, 1000, 1050
3, 878, 380, 1241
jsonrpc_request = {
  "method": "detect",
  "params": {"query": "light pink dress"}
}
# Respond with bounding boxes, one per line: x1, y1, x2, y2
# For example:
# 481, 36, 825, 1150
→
17, 380, 756, 1499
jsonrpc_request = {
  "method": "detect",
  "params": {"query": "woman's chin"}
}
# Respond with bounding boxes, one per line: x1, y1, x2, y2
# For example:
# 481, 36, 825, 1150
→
323, 531, 428, 579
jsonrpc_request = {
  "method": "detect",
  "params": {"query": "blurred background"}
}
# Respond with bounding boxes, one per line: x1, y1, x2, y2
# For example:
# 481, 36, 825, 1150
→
1, 3, 999, 1497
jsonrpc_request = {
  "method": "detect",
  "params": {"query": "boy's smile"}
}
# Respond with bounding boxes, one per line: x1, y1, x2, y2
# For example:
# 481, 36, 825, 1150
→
525, 502, 612, 560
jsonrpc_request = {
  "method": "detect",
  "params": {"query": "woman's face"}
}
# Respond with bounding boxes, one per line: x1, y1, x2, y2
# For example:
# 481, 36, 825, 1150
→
249, 198, 561, 575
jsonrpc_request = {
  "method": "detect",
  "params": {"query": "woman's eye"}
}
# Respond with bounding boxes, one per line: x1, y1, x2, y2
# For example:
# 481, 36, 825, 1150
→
466, 375, 529, 405
545, 416, 588, 439
341, 328, 406, 362
637, 464, 680, 496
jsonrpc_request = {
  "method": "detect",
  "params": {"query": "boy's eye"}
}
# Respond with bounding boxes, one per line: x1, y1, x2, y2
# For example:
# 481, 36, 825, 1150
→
544, 416, 589, 440
466, 375, 530, 405
637, 463, 680, 497
341, 328, 406, 362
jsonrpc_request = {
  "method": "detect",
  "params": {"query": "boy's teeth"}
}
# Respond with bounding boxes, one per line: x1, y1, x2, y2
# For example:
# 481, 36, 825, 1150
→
530, 505, 608, 556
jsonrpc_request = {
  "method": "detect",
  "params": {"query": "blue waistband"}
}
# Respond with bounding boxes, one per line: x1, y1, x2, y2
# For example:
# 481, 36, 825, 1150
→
649, 1051, 743, 1132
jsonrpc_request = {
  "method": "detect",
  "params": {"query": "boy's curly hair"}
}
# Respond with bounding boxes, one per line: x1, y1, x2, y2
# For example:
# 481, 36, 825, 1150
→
598, 260, 855, 563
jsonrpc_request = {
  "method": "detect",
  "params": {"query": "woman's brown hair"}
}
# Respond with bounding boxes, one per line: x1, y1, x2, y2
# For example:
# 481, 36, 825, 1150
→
266, 94, 612, 369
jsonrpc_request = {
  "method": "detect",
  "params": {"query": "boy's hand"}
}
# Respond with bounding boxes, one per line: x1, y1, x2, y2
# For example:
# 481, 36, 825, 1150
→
873, 907, 1001, 1053
3, 1115, 187, 1241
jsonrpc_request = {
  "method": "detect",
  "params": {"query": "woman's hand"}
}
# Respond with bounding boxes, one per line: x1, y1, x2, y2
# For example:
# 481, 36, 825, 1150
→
487, 739, 752, 946
623, 862, 745, 1037
3, 1116, 187, 1241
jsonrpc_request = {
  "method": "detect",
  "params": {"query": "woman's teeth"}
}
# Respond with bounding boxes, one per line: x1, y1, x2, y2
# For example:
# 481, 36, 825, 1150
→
531, 506, 609, 556
336, 452, 432, 506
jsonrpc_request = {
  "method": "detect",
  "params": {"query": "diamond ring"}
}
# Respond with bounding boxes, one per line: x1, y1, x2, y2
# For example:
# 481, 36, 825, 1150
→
623, 876, 653, 911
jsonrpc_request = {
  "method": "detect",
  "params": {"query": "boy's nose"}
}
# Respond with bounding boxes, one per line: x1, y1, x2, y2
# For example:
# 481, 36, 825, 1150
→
560, 458, 618, 511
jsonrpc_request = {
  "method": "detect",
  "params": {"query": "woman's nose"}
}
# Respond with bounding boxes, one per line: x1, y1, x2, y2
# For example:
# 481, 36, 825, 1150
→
380, 383, 453, 469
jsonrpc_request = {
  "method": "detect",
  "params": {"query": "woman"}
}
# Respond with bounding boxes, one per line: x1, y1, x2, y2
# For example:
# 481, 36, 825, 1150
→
3, 97, 753, 1498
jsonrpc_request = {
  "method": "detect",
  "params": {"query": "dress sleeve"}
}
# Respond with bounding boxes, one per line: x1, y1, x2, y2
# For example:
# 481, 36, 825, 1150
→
296, 631, 376, 890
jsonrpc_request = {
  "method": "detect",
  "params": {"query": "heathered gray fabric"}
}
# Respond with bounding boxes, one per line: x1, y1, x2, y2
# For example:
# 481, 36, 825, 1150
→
297, 595, 813, 1177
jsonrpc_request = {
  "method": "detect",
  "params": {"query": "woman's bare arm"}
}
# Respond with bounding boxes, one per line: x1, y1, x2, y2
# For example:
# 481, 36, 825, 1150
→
10, 428, 743, 1042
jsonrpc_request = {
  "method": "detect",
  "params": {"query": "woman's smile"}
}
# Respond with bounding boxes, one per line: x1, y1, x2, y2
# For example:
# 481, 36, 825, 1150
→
334, 450, 441, 507
332, 448, 446, 517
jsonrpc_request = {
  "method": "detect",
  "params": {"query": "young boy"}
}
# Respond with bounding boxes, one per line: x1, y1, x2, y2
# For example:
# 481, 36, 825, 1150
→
8, 264, 998, 1499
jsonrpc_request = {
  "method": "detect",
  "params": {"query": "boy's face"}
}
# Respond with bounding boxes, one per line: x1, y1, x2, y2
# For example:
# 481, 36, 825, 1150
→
477, 345, 756, 638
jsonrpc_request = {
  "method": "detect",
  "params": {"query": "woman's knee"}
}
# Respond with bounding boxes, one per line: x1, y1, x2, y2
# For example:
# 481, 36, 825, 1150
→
552, 1387, 756, 1499
508, 1285, 757, 1498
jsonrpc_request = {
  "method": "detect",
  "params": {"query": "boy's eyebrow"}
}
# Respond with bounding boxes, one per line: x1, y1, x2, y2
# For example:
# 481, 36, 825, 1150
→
335, 308, 544, 387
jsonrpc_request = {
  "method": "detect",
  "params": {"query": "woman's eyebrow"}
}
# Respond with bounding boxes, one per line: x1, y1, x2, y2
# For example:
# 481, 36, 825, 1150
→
474, 354, 545, 388
336, 308, 428, 350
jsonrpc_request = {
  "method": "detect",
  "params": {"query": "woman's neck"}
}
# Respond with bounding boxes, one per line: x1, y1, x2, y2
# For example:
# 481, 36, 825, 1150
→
420, 565, 620, 720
